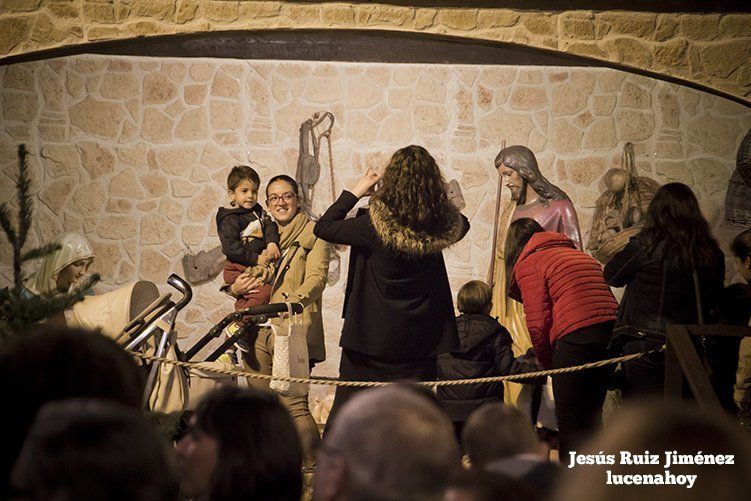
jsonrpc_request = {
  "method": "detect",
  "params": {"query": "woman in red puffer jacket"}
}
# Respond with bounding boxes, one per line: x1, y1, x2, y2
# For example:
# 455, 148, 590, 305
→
505, 218, 618, 458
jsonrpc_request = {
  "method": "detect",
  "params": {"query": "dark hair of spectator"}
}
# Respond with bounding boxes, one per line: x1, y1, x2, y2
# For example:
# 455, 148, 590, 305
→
731, 227, 751, 260
462, 404, 540, 469
504, 218, 545, 290
227, 165, 261, 191
11, 399, 178, 501
266, 174, 299, 196
0, 326, 143, 500
640, 182, 720, 269
193, 386, 303, 501
457, 280, 493, 314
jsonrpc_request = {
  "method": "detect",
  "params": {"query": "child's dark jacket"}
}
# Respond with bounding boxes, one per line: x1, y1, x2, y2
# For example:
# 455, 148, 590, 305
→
437, 313, 539, 422
216, 205, 279, 267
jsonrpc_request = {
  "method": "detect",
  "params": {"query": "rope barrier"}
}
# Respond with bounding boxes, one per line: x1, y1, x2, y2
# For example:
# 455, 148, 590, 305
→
129, 345, 665, 389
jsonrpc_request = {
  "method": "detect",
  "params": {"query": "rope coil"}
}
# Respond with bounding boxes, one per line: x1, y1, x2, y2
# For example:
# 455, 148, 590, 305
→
129, 345, 664, 389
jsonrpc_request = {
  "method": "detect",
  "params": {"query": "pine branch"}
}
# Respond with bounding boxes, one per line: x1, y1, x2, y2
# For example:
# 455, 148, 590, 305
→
0, 204, 16, 245
22, 242, 62, 262
16, 145, 32, 250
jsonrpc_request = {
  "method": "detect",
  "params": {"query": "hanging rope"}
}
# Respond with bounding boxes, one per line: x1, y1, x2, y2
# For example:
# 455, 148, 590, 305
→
129, 345, 664, 389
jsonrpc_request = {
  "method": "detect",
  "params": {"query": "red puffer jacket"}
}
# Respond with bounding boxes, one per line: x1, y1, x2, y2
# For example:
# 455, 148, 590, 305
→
510, 232, 618, 368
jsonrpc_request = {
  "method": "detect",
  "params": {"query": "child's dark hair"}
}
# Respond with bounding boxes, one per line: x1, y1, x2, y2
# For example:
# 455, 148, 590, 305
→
457, 280, 492, 314
227, 165, 260, 191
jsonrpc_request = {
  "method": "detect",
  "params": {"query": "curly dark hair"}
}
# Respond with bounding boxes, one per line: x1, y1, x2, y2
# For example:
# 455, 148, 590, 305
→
640, 183, 720, 269
370, 145, 449, 233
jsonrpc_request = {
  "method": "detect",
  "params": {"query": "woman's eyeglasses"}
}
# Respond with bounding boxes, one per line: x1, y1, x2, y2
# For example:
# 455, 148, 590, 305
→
267, 192, 297, 205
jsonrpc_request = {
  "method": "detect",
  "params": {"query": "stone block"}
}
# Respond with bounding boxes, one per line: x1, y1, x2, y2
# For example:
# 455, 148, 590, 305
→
322, 5, 355, 25
139, 248, 172, 283
658, 89, 680, 129
346, 111, 380, 144
479, 109, 534, 147
77, 141, 116, 179
190, 63, 214, 82
551, 119, 583, 154
140, 172, 169, 197
621, 82, 652, 109
699, 41, 749, 79
0, 16, 32, 54
347, 77, 384, 109
97, 215, 137, 240
654, 38, 688, 70
247, 77, 270, 115
117, 142, 148, 168
141, 213, 176, 245
564, 42, 608, 60
414, 103, 448, 135
3, 64, 35, 91
143, 72, 177, 105
120, 120, 139, 143
100, 73, 139, 99
2, 92, 38, 122
655, 15, 679, 42
593, 95, 616, 116
182, 225, 205, 246
105, 199, 133, 214
66, 71, 85, 99
184, 83, 207, 106
154, 145, 203, 176
437, 9, 478, 30
304, 77, 345, 103
718, 14, 751, 38
211, 70, 241, 99
176, 108, 210, 141
39, 177, 75, 215
69, 181, 106, 216
379, 111, 413, 143
70, 57, 107, 75
171, 178, 200, 198
130, 0, 175, 20
561, 13, 596, 40
41, 144, 80, 178
109, 169, 145, 199
656, 161, 693, 185
509, 87, 548, 111
70, 96, 125, 139
604, 38, 653, 67
690, 157, 730, 196
522, 13, 556, 36
615, 110, 655, 142
597, 12, 656, 38
141, 108, 174, 143
552, 84, 588, 116
210, 100, 243, 130
565, 156, 607, 186
388, 88, 411, 109
679, 14, 720, 40
686, 115, 739, 156
187, 186, 223, 223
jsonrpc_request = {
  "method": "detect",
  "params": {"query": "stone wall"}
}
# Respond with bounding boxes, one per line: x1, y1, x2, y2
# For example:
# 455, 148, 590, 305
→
1, 54, 749, 413
0, 2, 749, 102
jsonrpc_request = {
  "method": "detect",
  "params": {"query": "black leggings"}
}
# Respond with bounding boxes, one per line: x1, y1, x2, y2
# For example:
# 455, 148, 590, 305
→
551, 321, 614, 458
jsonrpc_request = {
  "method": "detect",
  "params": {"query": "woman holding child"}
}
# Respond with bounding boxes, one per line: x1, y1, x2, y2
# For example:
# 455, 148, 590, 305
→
314, 145, 470, 428
225, 173, 330, 466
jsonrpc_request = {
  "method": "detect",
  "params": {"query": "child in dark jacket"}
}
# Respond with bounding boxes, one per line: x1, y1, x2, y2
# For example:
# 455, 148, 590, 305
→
437, 280, 540, 441
216, 165, 280, 311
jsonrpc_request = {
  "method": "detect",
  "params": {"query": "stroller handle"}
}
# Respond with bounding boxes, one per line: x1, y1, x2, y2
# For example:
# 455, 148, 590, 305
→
238, 302, 303, 316
167, 274, 192, 310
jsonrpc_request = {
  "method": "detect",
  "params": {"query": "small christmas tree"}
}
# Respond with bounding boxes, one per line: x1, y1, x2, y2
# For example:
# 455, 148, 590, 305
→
0, 145, 99, 339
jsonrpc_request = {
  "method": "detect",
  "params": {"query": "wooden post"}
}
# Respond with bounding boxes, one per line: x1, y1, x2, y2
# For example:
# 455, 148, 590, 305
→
486, 139, 506, 287
665, 325, 721, 412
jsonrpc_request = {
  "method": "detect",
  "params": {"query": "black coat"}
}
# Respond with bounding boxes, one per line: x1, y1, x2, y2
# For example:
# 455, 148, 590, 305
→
437, 314, 539, 422
314, 191, 469, 360
604, 235, 725, 337
216, 205, 279, 267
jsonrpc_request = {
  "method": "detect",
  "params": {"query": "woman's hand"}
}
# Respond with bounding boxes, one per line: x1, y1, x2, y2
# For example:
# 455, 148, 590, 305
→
266, 242, 281, 261
230, 275, 263, 296
351, 167, 381, 198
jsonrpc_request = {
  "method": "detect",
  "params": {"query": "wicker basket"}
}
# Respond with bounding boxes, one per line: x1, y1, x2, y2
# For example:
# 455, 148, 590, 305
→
725, 168, 751, 227
737, 128, 751, 186
592, 225, 642, 264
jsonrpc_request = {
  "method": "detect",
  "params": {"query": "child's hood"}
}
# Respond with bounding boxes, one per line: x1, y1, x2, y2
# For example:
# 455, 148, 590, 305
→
215, 206, 259, 225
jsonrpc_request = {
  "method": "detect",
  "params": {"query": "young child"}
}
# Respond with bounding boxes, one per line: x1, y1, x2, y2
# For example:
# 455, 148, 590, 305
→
216, 165, 281, 311
437, 280, 540, 441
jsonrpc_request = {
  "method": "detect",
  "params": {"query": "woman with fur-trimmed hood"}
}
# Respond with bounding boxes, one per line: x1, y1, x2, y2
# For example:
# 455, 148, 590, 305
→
315, 145, 469, 427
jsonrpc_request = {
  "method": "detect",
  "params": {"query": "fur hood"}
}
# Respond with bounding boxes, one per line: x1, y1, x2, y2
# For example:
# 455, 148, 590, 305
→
369, 198, 466, 256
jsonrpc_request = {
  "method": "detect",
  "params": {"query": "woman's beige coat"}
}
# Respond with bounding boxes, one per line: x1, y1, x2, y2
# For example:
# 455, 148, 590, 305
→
270, 220, 330, 362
